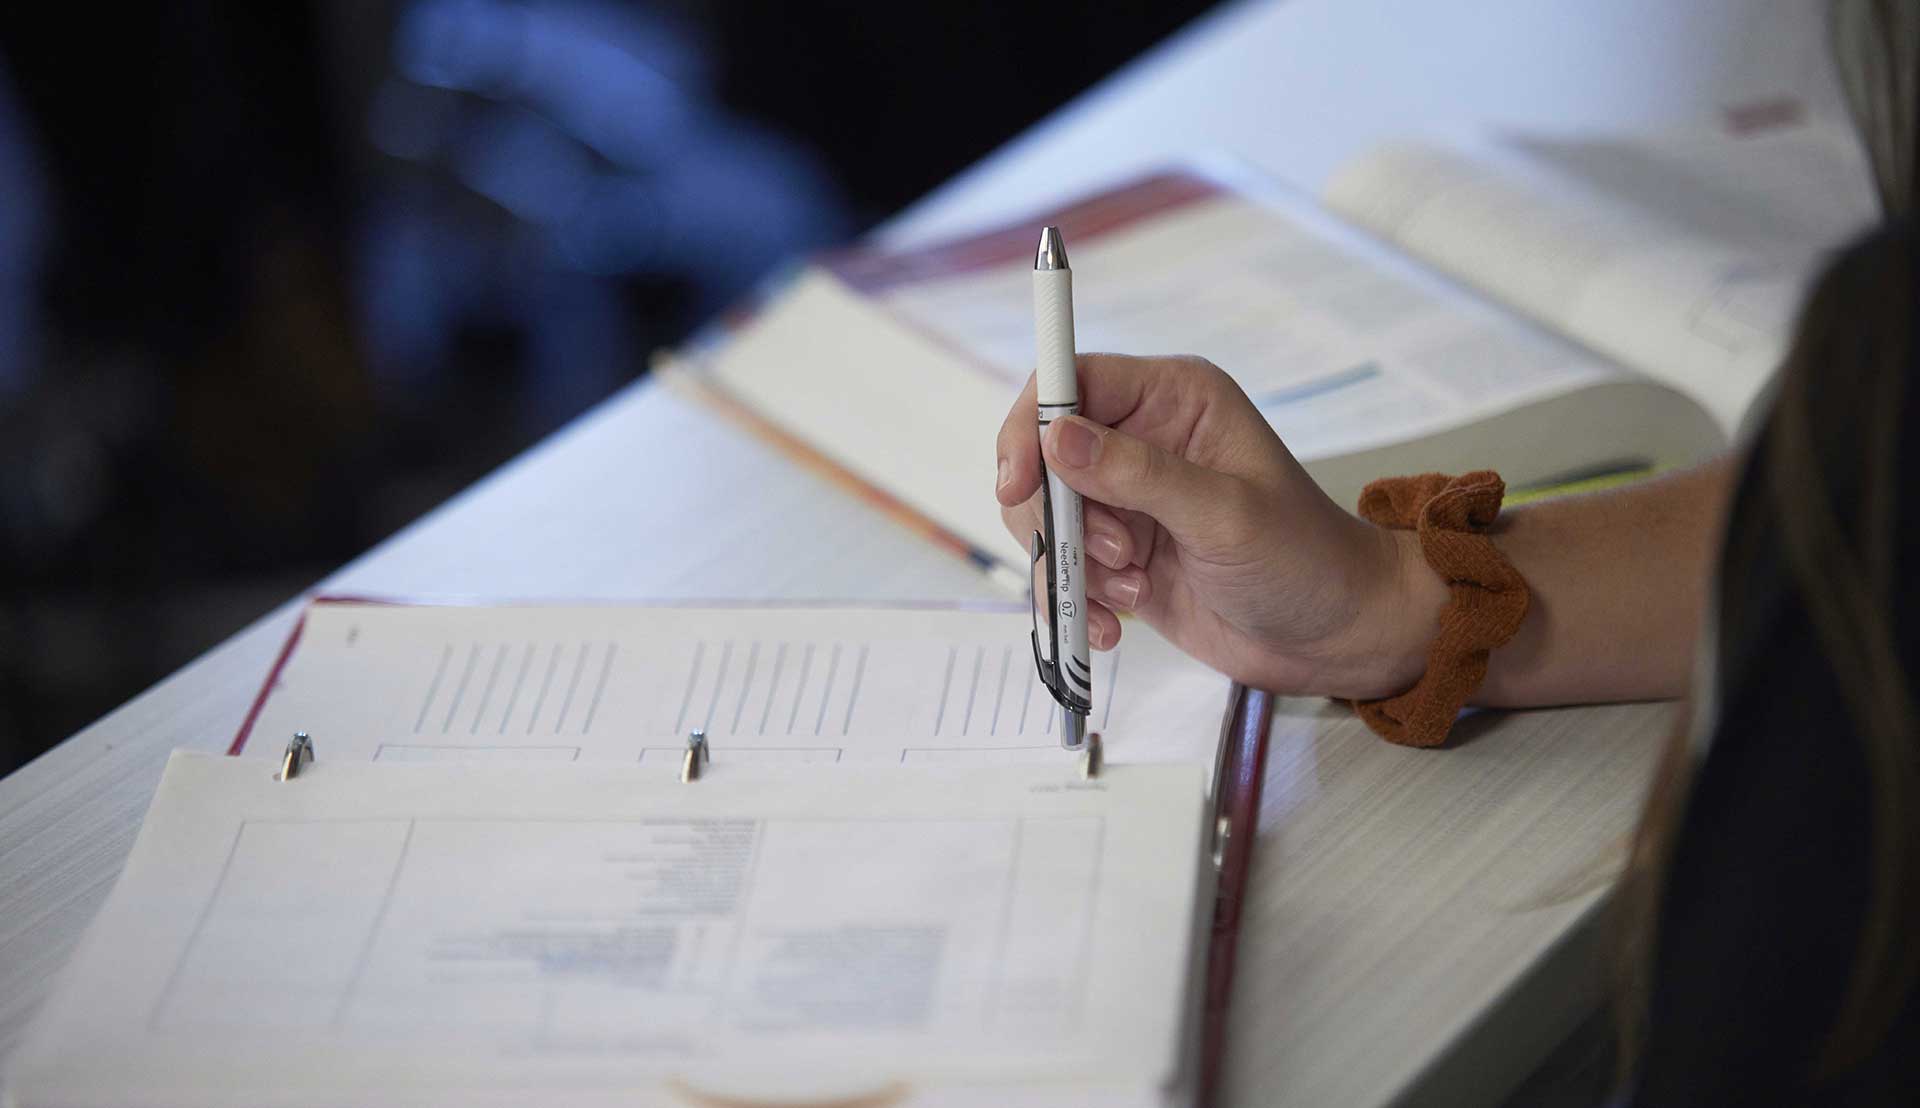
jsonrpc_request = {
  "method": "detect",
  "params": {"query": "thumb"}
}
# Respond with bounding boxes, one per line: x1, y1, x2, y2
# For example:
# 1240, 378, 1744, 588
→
1043, 416, 1243, 541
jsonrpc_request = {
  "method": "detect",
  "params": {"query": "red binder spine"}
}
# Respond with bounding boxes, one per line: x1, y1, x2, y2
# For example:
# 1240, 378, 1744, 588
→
1200, 685, 1274, 1108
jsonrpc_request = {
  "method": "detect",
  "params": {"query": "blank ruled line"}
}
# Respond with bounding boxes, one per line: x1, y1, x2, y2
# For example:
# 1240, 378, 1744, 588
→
332, 820, 417, 1029
581, 643, 617, 735
1102, 644, 1121, 730
671, 642, 707, 738
933, 645, 958, 736
1018, 660, 1036, 735
985, 818, 1026, 1023
786, 644, 815, 736
148, 821, 249, 1030
989, 645, 1012, 736
442, 644, 481, 733
469, 644, 509, 735
813, 644, 842, 736
413, 644, 453, 734
961, 646, 984, 735
702, 641, 735, 732
759, 643, 787, 735
526, 644, 563, 735
841, 644, 869, 735
498, 643, 535, 735
730, 642, 761, 735
552, 642, 589, 735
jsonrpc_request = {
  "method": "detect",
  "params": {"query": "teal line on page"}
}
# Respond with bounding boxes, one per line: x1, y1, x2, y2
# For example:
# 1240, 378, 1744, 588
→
1252, 362, 1380, 408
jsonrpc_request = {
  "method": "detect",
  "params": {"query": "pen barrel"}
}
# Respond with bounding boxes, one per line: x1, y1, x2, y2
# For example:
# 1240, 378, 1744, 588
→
1033, 267, 1077, 405
1043, 461, 1092, 711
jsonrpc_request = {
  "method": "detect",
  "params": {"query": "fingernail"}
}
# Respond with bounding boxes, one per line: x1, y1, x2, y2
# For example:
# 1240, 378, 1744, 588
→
1106, 574, 1141, 610
1089, 622, 1109, 649
1089, 532, 1124, 568
1051, 419, 1100, 468
995, 457, 1011, 491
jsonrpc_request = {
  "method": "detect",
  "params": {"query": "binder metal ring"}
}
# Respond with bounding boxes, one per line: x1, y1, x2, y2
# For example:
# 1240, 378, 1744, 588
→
278, 732, 314, 781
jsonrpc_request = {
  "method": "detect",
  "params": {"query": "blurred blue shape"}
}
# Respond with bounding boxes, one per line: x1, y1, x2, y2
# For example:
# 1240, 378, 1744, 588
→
554, 122, 846, 296
396, 0, 701, 160
451, 105, 596, 226
0, 61, 47, 405
356, 183, 488, 392
361, 0, 851, 431
368, 78, 463, 163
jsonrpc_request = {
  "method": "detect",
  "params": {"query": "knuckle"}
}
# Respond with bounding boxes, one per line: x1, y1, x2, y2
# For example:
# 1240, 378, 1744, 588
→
1184, 355, 1232, 389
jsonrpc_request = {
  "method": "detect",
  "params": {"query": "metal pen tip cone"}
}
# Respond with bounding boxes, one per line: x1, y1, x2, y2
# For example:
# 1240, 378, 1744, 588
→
1035, 225, 1070, 271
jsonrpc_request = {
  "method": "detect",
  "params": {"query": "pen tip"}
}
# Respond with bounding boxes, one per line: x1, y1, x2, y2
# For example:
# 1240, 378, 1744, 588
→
1059, 708, 1087, 750
1035, 226, 1069, 271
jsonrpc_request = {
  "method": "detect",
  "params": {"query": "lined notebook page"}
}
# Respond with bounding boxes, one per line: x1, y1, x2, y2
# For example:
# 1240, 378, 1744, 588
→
243, 602, 1235, 773
5, 752, 1208, 1107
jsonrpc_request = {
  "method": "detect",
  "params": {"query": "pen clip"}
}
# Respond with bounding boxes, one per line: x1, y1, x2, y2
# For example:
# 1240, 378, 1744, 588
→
1028, 529, 1064, 701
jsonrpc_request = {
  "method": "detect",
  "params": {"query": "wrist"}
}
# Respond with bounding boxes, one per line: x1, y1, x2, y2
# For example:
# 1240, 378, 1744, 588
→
1338, 525, 1449, 699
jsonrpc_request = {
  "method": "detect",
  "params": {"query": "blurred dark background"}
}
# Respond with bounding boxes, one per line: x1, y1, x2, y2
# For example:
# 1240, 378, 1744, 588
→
0, 1, 1219, 775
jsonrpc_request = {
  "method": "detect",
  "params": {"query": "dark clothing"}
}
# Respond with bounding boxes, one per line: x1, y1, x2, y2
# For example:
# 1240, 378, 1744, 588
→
1633, 226, 1920, 1105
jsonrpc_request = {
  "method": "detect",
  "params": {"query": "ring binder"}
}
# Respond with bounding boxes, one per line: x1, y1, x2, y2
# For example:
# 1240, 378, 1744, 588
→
681, 729, 710, 783
278, 732, 314, 781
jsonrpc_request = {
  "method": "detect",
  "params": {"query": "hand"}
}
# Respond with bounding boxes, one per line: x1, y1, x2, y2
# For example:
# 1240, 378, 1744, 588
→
996, 354, 1445, 699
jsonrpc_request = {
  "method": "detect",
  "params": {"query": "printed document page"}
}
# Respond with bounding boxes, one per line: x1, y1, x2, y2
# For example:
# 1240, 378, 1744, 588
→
243, 602, 1233, 773
1322, 117, 1880, 433
5, 752, 1208, 1107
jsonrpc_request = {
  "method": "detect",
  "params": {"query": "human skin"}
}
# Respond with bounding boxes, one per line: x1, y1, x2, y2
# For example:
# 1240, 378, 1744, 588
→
995, 354, 1729, 705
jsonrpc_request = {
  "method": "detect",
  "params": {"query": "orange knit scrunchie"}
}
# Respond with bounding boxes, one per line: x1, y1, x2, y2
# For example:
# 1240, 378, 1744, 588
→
1351, 471, 1530, 748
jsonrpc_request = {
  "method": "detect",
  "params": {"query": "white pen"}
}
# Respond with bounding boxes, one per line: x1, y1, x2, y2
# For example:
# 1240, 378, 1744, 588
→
1032, 225, 1092, 749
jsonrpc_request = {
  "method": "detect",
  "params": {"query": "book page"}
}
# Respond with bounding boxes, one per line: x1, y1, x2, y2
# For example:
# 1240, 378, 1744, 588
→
868, 187, 1622, 465
700, 170, 1715, 574
242, 602, 1235, 774
6, 752, 1207, 1107
1322, 117, 1879, 432
700, 269, 1022, 572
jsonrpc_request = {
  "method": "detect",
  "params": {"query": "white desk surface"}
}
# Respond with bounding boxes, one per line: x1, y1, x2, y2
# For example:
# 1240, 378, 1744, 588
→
0, 1, 1835, 1103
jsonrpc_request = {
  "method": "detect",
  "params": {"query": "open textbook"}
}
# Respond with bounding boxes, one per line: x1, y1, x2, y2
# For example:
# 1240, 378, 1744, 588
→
236, 600, 1238, 775
4, 752, 1212, 1107
679, 113, 1877, 579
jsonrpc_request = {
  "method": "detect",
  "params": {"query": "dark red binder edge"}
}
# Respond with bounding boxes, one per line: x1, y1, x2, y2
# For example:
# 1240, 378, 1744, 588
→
1201, 684, 1274, 1108
824, 170, 1223, 294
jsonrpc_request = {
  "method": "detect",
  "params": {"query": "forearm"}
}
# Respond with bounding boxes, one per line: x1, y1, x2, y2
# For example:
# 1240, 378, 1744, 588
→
1386, 457, 1735, 707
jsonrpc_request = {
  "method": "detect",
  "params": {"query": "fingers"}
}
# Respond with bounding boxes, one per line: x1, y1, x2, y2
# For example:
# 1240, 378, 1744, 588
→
1001, 497, 1043, 554
1087, 602, 1122, 651
995, 374, 1040, 506
1002, 492, 1145, 573
997, 496, 1130, 650
1086, 560, 1152, 616
1073, 352, 1200, 428
998, 353, 1226, 506
1083, 505, 1133, 569
1042, 416, 1247, 543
